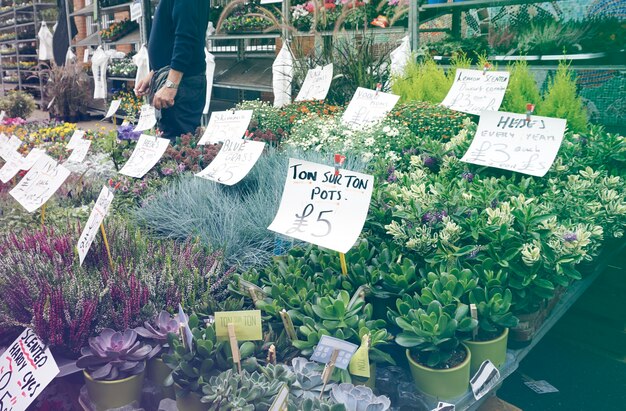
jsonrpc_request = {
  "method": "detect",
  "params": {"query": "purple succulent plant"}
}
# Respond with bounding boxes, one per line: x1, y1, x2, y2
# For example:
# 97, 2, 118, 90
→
135, 311, 181, 358
76, 328, 153, 381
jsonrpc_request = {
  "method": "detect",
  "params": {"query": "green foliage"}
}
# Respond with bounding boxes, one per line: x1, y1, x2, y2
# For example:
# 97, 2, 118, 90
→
468, 287, 519, 337
0, 91, 36, 119
392, 58, 452, 104
501, 60, 541, 114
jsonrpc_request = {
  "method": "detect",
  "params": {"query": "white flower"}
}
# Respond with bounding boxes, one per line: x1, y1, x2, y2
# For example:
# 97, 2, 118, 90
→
382, 125, 391, 133
362, 152, 374, 162
364, 137, 375, 147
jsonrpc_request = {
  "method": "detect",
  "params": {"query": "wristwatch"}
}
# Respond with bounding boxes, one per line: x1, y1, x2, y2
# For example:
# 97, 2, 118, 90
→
164, 80, 179, 89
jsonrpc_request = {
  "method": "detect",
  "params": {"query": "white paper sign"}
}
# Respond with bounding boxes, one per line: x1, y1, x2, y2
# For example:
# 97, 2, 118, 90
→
66, 130, 86, 150
296, 64, 333, 102
341, 87, 399, 128
461, 111, 566, 177
0, 135, 22, 160
83, 47, 90, 63
104, 99, 122, 119
196, 139, 265, 186
0, 152, 24, 183
65, 139, 91, 163
197, 110, 253, 145
77, 186, 115, 265
20, 148, 46, 171
0, 110, 5, 122
310, 335, 358, 370
9, 157, 70, 213
441, 69, 510, 115
268, 159, 374, 253
0, 329, 60, 411
134, 105, 157, 132
470, 360, 501, 401
130, 0, 142, 21
119, 134, 170, 178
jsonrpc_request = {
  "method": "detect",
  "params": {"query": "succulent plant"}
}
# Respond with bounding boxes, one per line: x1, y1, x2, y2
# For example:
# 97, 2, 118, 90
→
76, 328, 152, 381
330, 383, 391, 411
135, 310, 181, 358
468, 286, 519, 339
290, 357, 334, 400
293, 397, 347, 411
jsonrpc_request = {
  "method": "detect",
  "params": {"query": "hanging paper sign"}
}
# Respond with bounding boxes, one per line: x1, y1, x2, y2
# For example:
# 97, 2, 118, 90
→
130, 0, 142, 22
134, 105, 157, 132
341, 87, 399, 128
9, 157, 70, 213
310, 335, 358, 370
104, 99, 122, 119
76, 186, 115, 265
195, 139, 265, 186
65, 140, 91, 164
441, 69, 510, 115
19, 148, 46, 171
0, 329, 60, 411
214, 310, 262, 341
0, 152, 24, 183
0, 135, 22, 160
119, 134, 170, 178
470, 360, 501, 400
268, 384, 289, 411
461, 111, 566, 177
431, 402, 455, 411
66, 130, 86, 150
197, 110, 253, 145
295, 64, 333, 102
268, 159, 374, 254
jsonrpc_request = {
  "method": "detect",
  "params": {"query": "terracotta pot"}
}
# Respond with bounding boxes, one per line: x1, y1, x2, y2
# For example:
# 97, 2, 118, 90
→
406, 345, 471, 400
83, 368, 145, 411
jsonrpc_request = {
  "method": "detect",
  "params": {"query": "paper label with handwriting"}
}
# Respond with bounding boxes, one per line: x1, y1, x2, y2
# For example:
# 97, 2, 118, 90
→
119, 134, 170, 178
470, 360, 501, 400
341, 87, 399, 128
77, 186, 115, 265
0, 329, 60, 411
0, 152, 24, 183
196, 139, 265, 186
461, 110, 566, 177
19, 148, 46, 171
214, 310, 262, 341
134, 105, 157, 132
296, 64, 333, 102
10, 157, 70, 213
197, 110, 253, 145
66, 140, 91, 164
66, 130, 86, 150
441, 69, 510, 115
311, 335, 358, 370
104, 99, 122, 119
268, 159, 374, 254
0, 135, 22, 160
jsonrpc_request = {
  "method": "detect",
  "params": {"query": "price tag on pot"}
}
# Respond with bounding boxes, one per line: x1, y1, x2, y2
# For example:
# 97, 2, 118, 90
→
341, 87, 399, 128
461, 111, 566, 177
197, 109, 253, 145
104, 99, 122, 119
119, 134, 170, 178
296, 64, 333, 102
311, 335, 358, 370
214, 310, 262, 341
10, 156, 70, 213
268, 383, 289, 411
65, 139, 91, 164
441, 69, 510, 115
66, 130, 86, 150
431, 402, 455, 411
195, 139, 265, 186
0, 328, 60, 411
76, 186, 115, 265
134, 105, 157, 132
470, 360, 501, 400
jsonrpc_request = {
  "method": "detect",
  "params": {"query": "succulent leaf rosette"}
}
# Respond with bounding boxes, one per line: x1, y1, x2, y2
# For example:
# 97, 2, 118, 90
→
135, 310, 181, 358
330, 383, 391, 411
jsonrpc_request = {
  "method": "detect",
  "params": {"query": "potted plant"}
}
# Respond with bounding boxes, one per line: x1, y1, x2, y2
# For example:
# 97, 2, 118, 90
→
76, 328, 153, 411
42, 62, 90, 122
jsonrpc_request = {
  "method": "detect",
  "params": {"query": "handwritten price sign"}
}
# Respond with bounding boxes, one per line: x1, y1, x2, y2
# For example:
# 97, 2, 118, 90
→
0, 135, 22, 161
197, 110, 253, 145
133, 105, 157, 132
461, 111, 566, 177
119, 134, 170, 178
341, 87, 399, 128
268, 159, 374, 253
441, 69, 510, 115
196, 139, 265, 186
295, 64, 333, 102
77, 186, 115, 265
9, 156, 70, 213
0, 329, 59, 411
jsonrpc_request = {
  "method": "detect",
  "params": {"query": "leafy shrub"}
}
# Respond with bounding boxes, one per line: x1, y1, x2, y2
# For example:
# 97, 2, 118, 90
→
501, 60, 541, 114
0, 91, 36, 119
392, 58, 451, 104
390, 101, 470, 141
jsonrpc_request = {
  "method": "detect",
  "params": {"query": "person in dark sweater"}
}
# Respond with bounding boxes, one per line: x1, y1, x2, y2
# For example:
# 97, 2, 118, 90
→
135, 0, 210, 139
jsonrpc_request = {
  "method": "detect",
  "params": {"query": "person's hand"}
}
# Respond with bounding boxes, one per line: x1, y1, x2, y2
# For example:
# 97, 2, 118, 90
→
152, 86, 177, 110
134, 71, 154, 97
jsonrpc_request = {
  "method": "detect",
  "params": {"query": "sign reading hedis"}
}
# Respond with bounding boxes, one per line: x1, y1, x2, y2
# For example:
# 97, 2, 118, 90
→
461, 111, 566, 177
341, 87, 399, 128
119, 134, 170, 178
0, 329, 60, 411
134, 105, 157, 132
295, 64, 333, 102
195, 139, 265, 185
77, 186, 115, 265
10, 156, 70, 213
268, 159, 374, 253
441, 69, 510, 115
197, 110, 253, 145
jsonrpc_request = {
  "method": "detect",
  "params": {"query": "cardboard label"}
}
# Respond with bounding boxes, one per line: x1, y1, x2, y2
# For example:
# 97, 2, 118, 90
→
104, 99, 122, 119
76, 186, 115, 265
66, 140, 91, 164
461, 111, 566, 177
441, 69, 510, 115
470, 360, 501, 400
66, 130, 86, 150
9, 157, 70, 213
197, 110, 253, 145
134, 105, 157, 132
268, 383, 289, 411
0, 329, 60, 411
310, 335, 358, 370
214, 310, 262, 341
295, 64, 333, 102
119, 134, 170, 178
341, 87, 399, 128
268, 159, 374, 254
195, 139, 265, 186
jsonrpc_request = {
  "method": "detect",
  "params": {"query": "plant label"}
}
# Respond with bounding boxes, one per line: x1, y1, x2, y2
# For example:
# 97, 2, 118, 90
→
104, 99, 122, 119
66, 130, 86, 150
214, 310, 262, 341
119, 134, 170, 178
341, 87, 399, 128
524, 379, 559, 394
0, 328, 60, 411
311, 335, 358, 370
470, 360, 500, 400
66, 139, 91, 164
76, 186, 115, 265
348, 334, 370, 378
10, 156, 70, 213
268, 383, 289, 411
0, 135, 22, 161
134, 105, 157, 132
130, 0, 142, 22
268, 159, 374, 254
431, 402, 455, 411
0, 110, 5, 122
461, 111, 566, 177
0, 148, 43, 183
19, 148, 46, 171
197, 110, 253, 145
295, 64, 333, 102
196, 139, 265, 186
83, 48, 90, 63
441, 69, 510, 115
177, 305, 194, 352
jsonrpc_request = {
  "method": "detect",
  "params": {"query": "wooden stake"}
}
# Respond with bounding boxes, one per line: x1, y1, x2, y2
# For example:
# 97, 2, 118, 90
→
228, 323, 242, 374
319, 349, 338, 399
470, 303, 478, 340
40, 203, 46, 227
279, 309, 298, 341
100, 223, 114, 270
339, 252, 348, 276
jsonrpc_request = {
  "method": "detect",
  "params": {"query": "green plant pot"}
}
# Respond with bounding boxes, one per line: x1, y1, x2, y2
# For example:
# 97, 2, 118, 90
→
464, 328, 508, 375
406, 346, 470, 400
147, 357, 175, 399
83, 368, 145, 411
175, 385, 207, 411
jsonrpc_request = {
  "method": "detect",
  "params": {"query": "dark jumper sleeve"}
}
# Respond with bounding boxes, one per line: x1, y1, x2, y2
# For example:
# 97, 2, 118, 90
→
170, 0, 202, 74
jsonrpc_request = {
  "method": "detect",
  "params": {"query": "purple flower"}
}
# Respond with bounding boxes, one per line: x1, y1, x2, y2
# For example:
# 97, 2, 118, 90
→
563, 232, 578, 242
387, 166, 397, 183
490, 199, 499, 208
422, 210, 447, 226
462, 171, 474, 182
161, 168, 174, 176
423, 156, 438, 170
117, 124, 141, 141
177, 163, 186, 173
